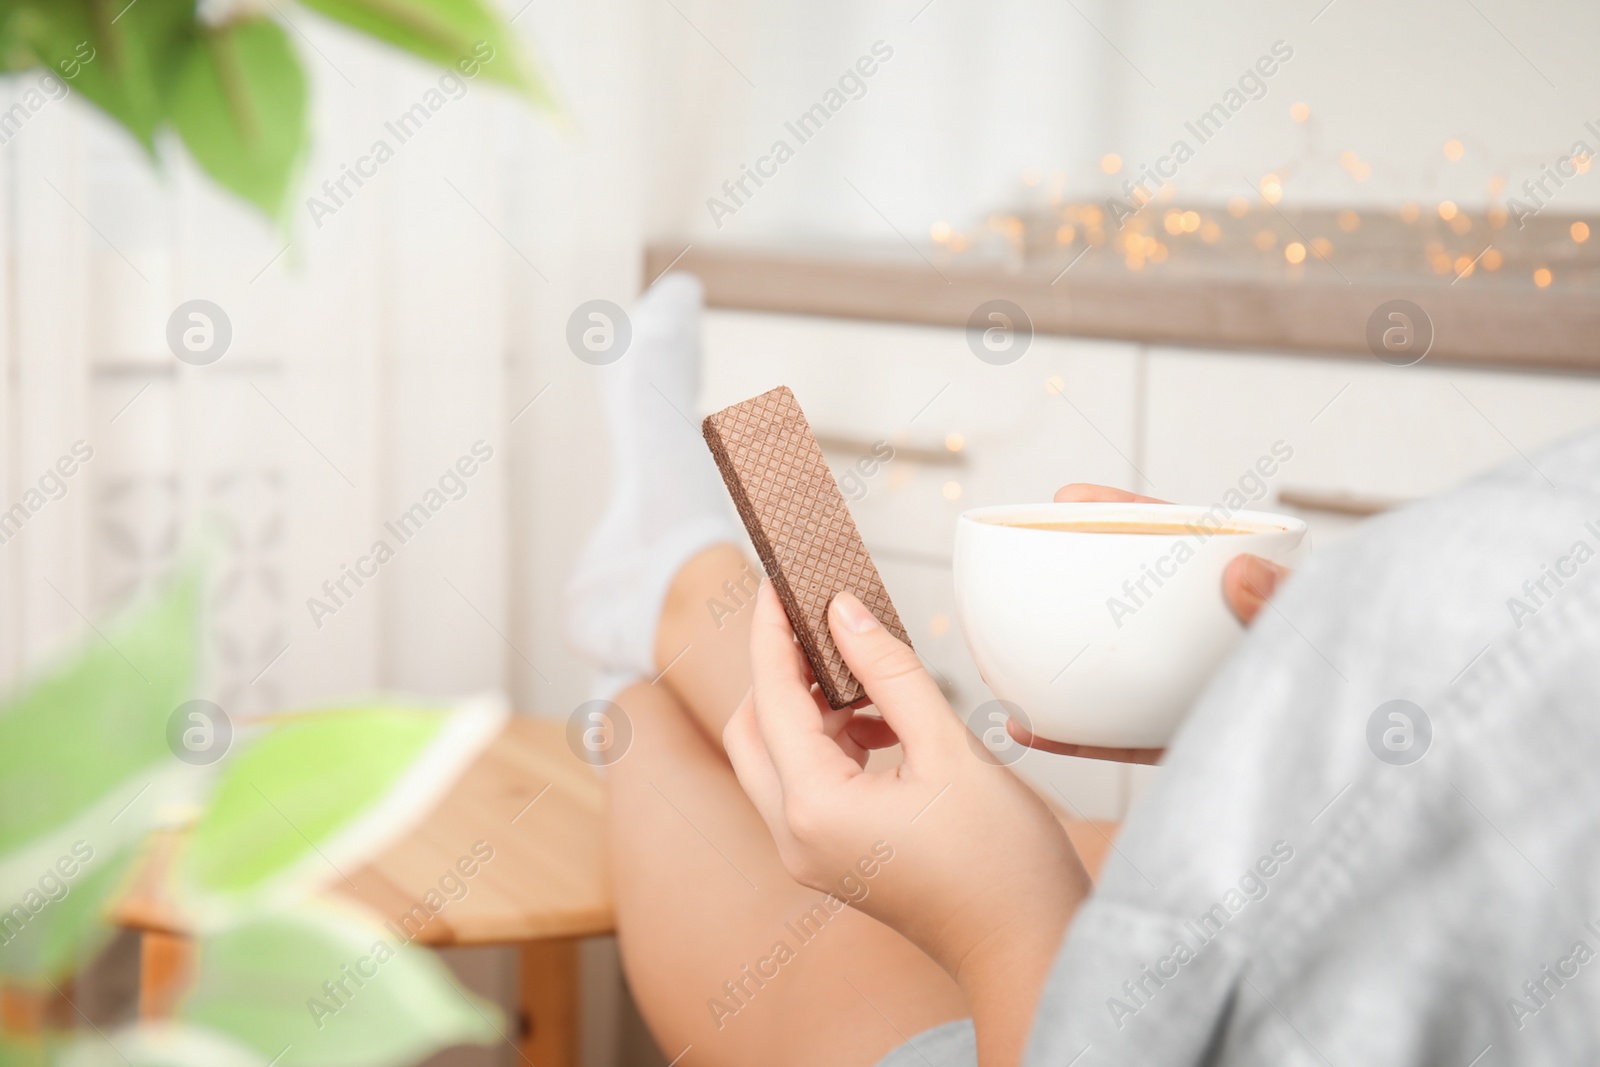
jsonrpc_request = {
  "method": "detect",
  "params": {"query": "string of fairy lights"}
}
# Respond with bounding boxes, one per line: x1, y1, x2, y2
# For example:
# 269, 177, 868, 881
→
927, 101, 1596, 288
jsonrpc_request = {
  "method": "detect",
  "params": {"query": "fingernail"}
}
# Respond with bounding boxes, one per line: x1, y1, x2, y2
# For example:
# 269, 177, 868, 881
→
830, 592, 879, 633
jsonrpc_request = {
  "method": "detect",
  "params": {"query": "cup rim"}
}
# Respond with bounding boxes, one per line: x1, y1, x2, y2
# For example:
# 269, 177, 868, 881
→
958, 500, 1307, 536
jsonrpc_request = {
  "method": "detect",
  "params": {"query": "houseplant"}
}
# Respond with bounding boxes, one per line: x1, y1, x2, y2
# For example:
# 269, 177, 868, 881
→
0, 0, 553, 220
0, 563, 515, 1066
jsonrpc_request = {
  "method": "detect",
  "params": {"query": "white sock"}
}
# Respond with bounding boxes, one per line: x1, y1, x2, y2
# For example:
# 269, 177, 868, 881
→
563, 273, 738, 678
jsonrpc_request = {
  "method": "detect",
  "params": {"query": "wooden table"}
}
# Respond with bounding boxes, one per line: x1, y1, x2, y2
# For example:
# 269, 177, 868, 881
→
115, 717, 611, 1067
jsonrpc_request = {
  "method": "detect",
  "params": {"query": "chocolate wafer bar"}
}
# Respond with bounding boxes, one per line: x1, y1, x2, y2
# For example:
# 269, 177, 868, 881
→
702, 386, 911, 709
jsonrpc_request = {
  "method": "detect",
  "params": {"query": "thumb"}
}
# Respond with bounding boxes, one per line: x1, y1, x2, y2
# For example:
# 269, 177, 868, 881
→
827, 592, 959, 757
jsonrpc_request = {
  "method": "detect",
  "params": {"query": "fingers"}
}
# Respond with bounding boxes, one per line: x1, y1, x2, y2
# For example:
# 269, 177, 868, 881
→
843, 715, 901, 751
1005, 719, 1165, 765
827, 592, 957, 761
1053, 483, 1168, 504
1223, 554, 1290, 625
748, 582, 858, 789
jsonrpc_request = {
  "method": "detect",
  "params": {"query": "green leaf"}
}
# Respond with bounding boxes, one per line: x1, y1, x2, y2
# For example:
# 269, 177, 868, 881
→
0, 566, 201, 854
53, 1020, 277, 1067
0, 0, 196, 152
167, 17, 308, 222
175, 698, 505, 928
296, 0, 553, 105
0, 845, 138, 986
179, 905, 500, 1067
0, 564, 203, 984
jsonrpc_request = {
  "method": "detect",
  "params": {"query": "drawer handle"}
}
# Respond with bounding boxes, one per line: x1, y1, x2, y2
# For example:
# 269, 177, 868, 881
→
814, 432, 966, 468
1276, 487, 1408, 518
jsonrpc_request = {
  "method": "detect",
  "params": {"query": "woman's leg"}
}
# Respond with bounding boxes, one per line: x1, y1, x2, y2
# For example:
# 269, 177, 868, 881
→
608, 679, 967, 1067
610, 544, 966, 1067
650, 542, 760, 741
567, 278, 966, 1063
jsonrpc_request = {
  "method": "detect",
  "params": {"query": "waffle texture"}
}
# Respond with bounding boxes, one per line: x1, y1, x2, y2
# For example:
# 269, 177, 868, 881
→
702, 385, 911, 708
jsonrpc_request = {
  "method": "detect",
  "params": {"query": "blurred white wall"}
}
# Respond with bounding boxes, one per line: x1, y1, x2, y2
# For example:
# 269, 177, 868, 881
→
644, 0, 1600, 248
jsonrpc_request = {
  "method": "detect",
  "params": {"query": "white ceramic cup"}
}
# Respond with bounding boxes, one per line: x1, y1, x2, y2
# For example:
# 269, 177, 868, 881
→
953, 502, 1307, 749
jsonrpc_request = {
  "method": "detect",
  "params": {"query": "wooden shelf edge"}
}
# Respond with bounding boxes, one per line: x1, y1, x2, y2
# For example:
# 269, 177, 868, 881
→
645, 243, 1600, 375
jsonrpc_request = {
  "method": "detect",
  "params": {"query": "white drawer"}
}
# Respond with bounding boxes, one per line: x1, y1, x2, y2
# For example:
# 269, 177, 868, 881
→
1143, 347, 1600, 543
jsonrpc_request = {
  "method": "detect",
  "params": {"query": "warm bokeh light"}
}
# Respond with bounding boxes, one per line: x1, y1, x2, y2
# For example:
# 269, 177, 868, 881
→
1164, 211, 1184, 235
944, 432, 965, 452
929, 613, 951, 637
1450, 214, 1472, 235
1337, 210, 1360, 232
1284, 242, 1307, 264
1482, 248, 1504, 271
1443, 139, 1465, 161
1338, 151, 1371, 181
1056, 223, 1076, 245
1311, 237, 1334, 259
1290, 101, 1310, 122
1227, 196, 1251, 217
1487, 175, 1507, 196
942, 480, 963, 501
1259, 174, 1284, 203
1100, 153, 1122, 174
1399, 202, 1421, 223
1181, 210, 1201, 232
930, 220, 952, 243
1045, 375, 1065, 396
1454, 255, 1475, 278
1572, 221, 1591, 243
1438, 201, 1458, 221
1200, 220, 1222, 243
1534, 268, 1553, 288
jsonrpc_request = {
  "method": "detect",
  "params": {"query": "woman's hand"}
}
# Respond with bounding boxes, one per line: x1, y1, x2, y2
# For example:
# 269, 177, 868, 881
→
1011, 484, 1292, 763
725, 582, 1089, 1067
